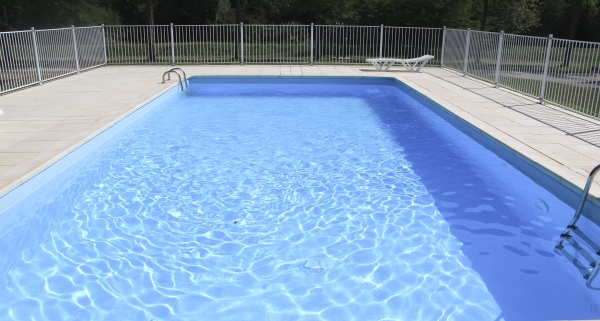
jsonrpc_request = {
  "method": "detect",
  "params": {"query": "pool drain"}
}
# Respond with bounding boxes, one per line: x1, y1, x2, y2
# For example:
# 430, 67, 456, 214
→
303, 259, 323, 273
534, 198, 549, 212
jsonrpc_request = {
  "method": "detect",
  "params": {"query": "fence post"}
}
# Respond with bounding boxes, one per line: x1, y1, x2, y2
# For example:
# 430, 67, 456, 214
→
71, 26, 81, 73
170, 23, 175, 66
462, 28, 471, 75
240, 23, 244, 65
310, 23, 314, 66
31, 27, 43, 85
494, 31, 504, 88
540, 34, 553, 104
440, 26, 446, 68
101, 24, 108, 65
379, 24, 384, 59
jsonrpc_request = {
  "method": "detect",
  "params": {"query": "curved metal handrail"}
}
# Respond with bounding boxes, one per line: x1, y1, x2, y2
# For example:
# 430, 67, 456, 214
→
169, 67, 188, 88
161, 70, 184, 92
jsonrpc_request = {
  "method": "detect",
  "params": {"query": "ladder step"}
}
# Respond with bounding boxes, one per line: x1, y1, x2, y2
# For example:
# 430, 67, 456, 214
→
555, 245, 593, 279
571, 227, 600, 256
559, 235, 598, 266
587, 258, 600, 289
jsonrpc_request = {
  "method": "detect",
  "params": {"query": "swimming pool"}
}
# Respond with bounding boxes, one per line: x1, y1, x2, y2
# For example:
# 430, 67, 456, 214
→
0, 76, 599, 320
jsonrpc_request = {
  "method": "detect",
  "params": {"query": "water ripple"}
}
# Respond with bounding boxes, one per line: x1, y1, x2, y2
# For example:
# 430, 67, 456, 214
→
0, 87, 505, 320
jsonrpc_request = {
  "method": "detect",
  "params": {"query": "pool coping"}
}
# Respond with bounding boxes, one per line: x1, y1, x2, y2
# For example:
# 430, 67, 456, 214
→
1, 65, 599, 213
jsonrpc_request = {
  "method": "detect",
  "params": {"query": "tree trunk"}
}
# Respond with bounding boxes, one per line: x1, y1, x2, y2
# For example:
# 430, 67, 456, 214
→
1, 5, 8, 31
146, 0, 156, 63
234, 0, 241, 61
563, 0, 583, 67
481, 0, 489, 31
234, 0, 241, 23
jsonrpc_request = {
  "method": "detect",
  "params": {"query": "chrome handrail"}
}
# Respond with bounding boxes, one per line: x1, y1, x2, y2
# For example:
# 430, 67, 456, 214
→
556, 163, 600, 248
161, 70, 185, 92
169, 67, 188, 87
555, 163, 600, 288
161, 68, 189, 92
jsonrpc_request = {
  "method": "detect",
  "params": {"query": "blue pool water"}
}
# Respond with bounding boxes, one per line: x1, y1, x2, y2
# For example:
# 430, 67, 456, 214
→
0, 77, 599, 320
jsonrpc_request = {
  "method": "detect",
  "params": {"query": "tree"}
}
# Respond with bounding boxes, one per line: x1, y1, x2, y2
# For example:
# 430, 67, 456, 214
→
145, 0, 155, 62
578, 0, 600, 41
494, 0, 541, 33
234, 0, 241, 23
477, 0, 541, 33
239, 0, 294, 24
0, 0, 119, 31
234, 0, 241, 60
148, 0, 220, 25
561, 0, 597, 65
480, 0, 490, 30
565, 0, 598, 39
215, 0, 233, 24
1, 0, 600, 42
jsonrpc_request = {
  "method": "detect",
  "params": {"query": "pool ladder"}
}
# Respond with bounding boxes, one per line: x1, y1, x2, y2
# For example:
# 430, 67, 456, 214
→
162, 67, 189, 92
555, 164, 600, 289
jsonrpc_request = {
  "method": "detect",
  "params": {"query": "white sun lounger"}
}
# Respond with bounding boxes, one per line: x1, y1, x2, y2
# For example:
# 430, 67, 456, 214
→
366, 55, 434, 72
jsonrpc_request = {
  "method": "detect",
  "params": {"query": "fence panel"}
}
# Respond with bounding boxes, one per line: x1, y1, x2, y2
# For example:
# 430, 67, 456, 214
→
382, 27, 442, 66
442, 29, 468, 72
173, 25, 239, 64
314, 25, 379, 64
35, 28, 78, 82
497, 34, 549, 98
465, 31, 501, 83
544, 39, 600, 118
0, 30, 38, 94
104, 25, 172, 64
243, 25, 310, 64
75, 26, 106, 70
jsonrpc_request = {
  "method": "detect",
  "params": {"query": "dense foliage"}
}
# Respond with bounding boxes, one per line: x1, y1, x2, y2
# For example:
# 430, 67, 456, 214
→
0, 0, 599, 41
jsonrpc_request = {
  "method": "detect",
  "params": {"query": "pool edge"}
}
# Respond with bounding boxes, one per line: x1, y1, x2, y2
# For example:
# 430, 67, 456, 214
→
0, 82, 181, 201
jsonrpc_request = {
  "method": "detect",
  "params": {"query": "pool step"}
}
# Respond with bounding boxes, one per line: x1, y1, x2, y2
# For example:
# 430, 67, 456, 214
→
554, 163, 600, 289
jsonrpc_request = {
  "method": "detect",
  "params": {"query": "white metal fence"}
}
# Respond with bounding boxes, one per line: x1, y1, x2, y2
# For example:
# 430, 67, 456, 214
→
443, 28, 600, 118
0, 26, 105, 93
102, 24, 442, 65
1, 24, 598, 119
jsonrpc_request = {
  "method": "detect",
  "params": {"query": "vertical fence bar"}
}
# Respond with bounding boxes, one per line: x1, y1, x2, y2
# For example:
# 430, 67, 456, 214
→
310, 23, 314, 65
101, 24, 108, 64
462, 28, 471, 75
71, 26, 81, 73
440, 27, 446, 67
579, 42, 591, 114
571, 41, 582, 110
31, 28, 43, 85
240, 23, 244, 65
582, 42, 598, 116
539, 34, 553, 104
494, 31, 504, 87
379, 24, 384, 58
170, 23, 175, 65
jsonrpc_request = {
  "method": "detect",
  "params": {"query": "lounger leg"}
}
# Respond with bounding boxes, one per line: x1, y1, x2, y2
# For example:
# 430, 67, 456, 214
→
370, 61, 384, 71
370, 60, 395, 71
382, 61, 395, 71
404, 61, 427, 72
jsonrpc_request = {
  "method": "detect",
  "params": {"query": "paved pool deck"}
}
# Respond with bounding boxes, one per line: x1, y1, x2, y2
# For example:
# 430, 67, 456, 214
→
1, 65, 599, 207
